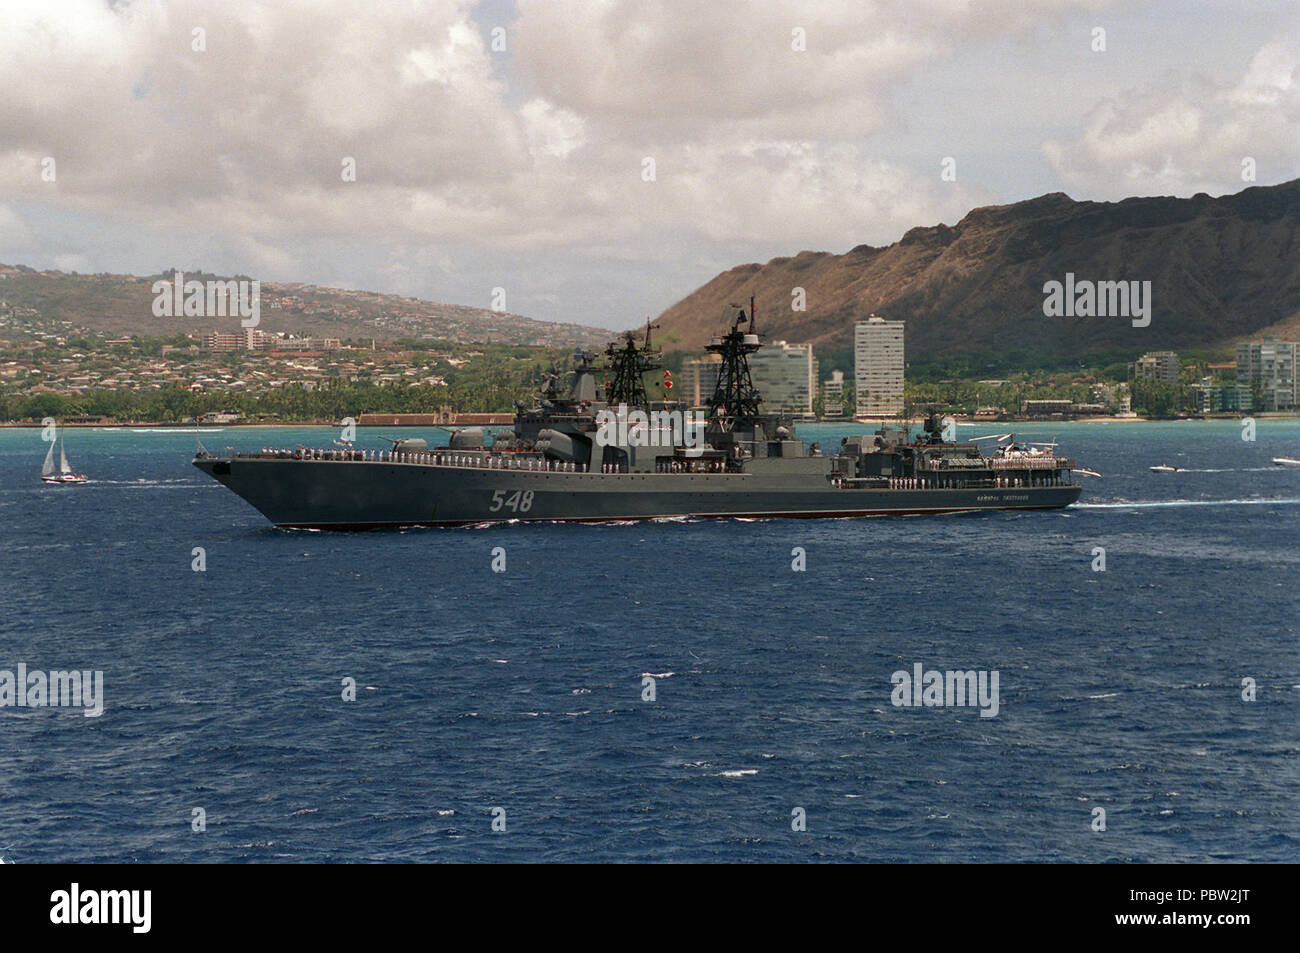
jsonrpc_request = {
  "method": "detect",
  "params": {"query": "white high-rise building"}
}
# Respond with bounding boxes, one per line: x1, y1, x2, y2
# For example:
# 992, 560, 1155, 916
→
854, 316, 904, 418
1237, 338, 1298, 410
748, 340, 818, 416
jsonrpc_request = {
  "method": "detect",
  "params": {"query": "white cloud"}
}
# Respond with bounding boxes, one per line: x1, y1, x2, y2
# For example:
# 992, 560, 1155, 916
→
2, 0, 1287, 330
520, 99, 586, 160
0, 202, 33, 251
0, 0, 1108, 257
1043, 36, 1300, 197
0, 0, 526, 235
511, 0, 1110, 140
233, 235, 301, 278
605, 140, 989, 247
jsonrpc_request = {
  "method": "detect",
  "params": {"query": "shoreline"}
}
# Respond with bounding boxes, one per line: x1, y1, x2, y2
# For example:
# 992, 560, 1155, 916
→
5, 413, 1299, 429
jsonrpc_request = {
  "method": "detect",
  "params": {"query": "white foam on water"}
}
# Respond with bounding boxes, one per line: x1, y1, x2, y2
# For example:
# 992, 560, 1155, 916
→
1076, 498, 1300, 509
96, 478, 203, 485
1175, 467, 1276, 473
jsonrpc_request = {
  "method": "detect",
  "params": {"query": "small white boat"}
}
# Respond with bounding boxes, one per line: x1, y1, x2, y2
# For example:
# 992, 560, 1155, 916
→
1149, 464, 1179, 473
1273, 457, 1300, 467
41, 429, 88, 484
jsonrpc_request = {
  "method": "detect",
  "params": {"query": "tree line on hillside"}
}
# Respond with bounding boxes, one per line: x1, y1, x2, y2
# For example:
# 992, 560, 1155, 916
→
1, 341, 569, 423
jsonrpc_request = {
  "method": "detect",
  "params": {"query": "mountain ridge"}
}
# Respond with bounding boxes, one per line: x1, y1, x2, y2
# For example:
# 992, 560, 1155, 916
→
655, 179, 1300, 365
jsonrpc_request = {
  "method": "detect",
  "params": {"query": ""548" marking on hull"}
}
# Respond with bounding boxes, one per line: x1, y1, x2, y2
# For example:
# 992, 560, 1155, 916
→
489, 489, 534, 513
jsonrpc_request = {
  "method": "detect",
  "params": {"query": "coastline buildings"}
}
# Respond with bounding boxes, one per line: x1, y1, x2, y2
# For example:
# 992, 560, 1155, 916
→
1021, 398, 1074, 416
1090, 383, 1132, 414
821, 370, 847, 419
747, 340, 818, 416
1236, 338, 1297, 410
1021, 398, 1113, 417
854, 315, 904, 418
1190, 377, 1252, 413
1130, 350, 1179, 385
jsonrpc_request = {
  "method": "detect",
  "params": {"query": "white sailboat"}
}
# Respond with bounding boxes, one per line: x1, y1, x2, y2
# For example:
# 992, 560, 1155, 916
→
41, 428, 88, 484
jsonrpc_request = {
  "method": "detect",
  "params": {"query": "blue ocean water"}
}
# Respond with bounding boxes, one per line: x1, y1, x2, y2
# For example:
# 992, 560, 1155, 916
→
0, 419, 1296, 863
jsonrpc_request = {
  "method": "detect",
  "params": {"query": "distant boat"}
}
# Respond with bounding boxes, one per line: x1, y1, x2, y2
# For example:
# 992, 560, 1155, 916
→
41, 429, 88, 484
1149, 464, 1179, 473
1273, 456, 1300, 468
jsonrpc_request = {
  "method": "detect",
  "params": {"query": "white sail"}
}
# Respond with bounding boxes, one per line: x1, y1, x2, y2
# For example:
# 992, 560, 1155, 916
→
42, 439, 56, 477
59, 437, 73, 475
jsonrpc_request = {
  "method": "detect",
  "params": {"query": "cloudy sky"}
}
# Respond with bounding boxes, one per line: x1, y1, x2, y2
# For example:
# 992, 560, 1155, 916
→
0, 0, 1295, 330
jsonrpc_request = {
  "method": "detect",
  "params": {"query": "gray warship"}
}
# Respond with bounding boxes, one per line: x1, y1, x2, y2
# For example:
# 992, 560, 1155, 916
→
193, 304, 1083, 528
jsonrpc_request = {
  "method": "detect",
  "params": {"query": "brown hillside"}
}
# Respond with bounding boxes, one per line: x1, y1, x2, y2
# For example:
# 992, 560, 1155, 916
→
656, 180, 1300, 363
0, 266, 612, 349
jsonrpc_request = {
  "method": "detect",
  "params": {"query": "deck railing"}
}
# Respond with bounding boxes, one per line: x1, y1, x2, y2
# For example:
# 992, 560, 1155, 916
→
224, 448, 590, 472
987, 456, 1074, 470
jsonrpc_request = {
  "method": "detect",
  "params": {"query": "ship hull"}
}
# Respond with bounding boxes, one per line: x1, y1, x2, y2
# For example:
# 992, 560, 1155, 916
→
193, 457, 1081, 529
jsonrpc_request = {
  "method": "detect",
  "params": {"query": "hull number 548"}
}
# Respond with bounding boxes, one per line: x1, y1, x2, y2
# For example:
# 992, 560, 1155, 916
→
490, 489, 534, 513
